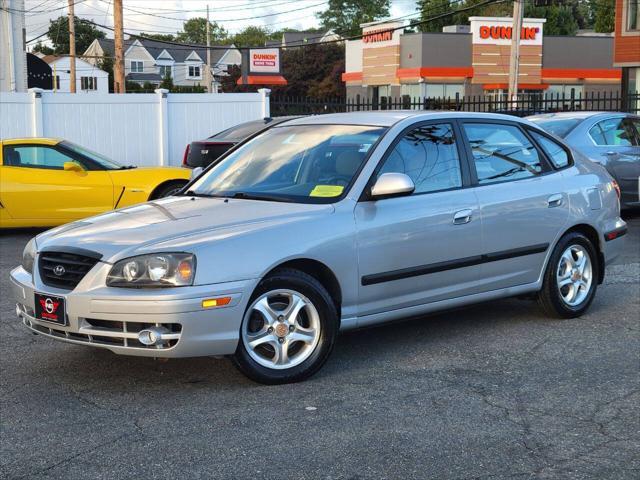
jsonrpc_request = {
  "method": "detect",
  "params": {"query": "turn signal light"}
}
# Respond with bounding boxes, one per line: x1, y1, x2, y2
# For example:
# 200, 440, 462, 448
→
202, 297, 232, 308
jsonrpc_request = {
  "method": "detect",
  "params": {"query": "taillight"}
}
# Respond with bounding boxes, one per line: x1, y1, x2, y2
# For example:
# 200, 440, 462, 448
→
611, 180, 621, 200
182, 144, 191, 167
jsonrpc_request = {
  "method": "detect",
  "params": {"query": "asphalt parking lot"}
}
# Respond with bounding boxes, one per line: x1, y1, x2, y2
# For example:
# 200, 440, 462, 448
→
0, 213, 638, 480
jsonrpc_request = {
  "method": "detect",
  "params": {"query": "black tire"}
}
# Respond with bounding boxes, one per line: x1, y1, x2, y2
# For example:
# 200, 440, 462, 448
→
233, 268, 339, 384
537, 232, 599, 319
150, 180, 187, 199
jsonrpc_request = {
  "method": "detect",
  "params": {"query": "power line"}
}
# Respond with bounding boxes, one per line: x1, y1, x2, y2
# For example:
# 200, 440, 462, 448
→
82, 0, 505, 51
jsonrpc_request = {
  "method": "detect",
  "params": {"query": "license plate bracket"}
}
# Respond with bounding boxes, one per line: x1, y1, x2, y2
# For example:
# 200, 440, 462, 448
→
34, 293, 67, 326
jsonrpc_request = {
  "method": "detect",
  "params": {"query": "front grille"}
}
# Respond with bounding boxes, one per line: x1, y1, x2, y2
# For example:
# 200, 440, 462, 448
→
38, 250, 101, 290
23, 317, 182, 350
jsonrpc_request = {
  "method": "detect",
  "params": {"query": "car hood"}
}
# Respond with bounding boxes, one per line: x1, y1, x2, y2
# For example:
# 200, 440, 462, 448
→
36, 196, 334, 262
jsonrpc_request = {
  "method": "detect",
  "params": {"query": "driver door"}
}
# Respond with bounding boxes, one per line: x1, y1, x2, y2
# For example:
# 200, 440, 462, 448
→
1, 143, 114, 222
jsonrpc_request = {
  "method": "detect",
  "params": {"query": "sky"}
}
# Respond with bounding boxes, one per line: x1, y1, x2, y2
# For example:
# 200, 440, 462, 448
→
23, 0, 420, 43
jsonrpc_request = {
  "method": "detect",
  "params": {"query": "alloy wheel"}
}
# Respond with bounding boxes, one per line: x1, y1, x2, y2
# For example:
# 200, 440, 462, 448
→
556, 244, 593, 307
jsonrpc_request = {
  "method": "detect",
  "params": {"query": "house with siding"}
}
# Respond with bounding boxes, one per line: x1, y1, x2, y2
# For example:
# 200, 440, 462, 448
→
84, 38, 241, 92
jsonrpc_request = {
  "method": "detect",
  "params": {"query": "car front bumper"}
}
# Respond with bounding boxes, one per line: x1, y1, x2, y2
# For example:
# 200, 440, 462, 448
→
10, 264, 257, 358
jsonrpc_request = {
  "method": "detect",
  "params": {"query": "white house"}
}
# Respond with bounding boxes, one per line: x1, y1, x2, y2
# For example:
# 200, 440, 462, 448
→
41, 55, 109, 93
0, 0, 28, 92
84, 38, 241, 92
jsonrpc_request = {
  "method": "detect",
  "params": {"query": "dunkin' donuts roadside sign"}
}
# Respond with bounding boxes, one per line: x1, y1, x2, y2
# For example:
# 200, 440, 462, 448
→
249, 48, 281, 74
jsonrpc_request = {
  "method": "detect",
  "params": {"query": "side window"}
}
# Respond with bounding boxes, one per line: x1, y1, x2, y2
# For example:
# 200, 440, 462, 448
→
622, 118, 640, 146
2, 145, 79, 170
529, 131, 570, 169
378, 123, 462, 194
463, 123, 543, 185
589, 118, 634, 146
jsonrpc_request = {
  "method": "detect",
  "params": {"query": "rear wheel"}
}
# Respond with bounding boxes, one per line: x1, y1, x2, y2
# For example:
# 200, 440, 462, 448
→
538, 232, 599, 318
233, 268, 338, 384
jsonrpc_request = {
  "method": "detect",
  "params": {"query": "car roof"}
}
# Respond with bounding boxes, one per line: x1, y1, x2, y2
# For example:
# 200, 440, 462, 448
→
1, 138, 61, 146
527, 111, 628, 122
283, 111, 530, 127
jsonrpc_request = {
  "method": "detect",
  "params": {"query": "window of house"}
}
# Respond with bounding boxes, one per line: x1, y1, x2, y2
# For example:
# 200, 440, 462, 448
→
463, 123, 543, 185
589, 118, 639, 146
80, 77, 97, 91
54, 75, 60, 90
377, 123, 462, 194
2, 145, 82, 170
159, 65, 172, 78
530, 131, 570, 168
188, 65, 201, 78
130, 60, 143, 73
627, 0, 639, 31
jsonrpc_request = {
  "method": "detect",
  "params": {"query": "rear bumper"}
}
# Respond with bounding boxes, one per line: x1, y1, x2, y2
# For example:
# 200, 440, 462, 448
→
602, 220, 627, 268
10, 266, 257, 358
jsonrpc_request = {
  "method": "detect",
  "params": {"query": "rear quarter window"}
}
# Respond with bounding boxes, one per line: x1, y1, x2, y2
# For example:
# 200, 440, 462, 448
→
529, 131, 570, 169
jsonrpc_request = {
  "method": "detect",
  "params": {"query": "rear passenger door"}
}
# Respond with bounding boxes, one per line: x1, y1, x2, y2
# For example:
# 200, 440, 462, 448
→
459, 121, 571, 290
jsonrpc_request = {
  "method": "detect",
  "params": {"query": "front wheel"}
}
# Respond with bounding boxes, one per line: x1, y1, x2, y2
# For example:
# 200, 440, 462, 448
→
151, 181, 187, 199
233, 268, 338, 384
537, 232, 599, 318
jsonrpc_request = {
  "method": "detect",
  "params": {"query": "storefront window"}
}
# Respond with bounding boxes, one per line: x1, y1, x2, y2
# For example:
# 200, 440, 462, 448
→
425, 83, 464, 99
400, 83, 424, 99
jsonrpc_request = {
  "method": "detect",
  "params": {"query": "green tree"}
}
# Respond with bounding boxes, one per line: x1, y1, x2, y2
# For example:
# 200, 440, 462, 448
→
317, 0, 391, 37
159, 72, 174, 90
591, 0, 615, 32
177, 18, 229, 45
415, 0, 455, 32
40, 16, 105, 55
139, 32, 176, 42
230, 26, 274, 47
98, 55, 114, 93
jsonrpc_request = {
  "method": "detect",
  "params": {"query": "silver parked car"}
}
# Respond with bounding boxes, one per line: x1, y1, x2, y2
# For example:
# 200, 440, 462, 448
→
10, 112, 627, 384
528, 112, 640, 209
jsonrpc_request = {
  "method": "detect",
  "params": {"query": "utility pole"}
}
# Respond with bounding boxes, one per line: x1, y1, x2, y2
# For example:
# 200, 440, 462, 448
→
206, 4, 212, 93
507, 0, 524, 108
113, 0, 125, 93
68, 0, 76, 93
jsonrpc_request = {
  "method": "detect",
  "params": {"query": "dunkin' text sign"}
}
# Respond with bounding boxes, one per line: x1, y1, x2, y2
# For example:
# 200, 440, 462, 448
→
249, 48, 280, 73
470, 17, 545, 46
363, 29, 393, 44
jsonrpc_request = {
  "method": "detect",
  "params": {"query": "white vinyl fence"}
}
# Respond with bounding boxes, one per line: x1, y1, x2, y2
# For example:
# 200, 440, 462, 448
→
0, 88, 269, 166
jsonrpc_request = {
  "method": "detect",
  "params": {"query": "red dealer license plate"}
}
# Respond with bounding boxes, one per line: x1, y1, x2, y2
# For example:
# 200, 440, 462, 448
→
34, 293, 67, 326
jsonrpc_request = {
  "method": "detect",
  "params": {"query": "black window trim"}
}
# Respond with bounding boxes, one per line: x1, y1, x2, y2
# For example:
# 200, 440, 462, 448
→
358, 119, 472, 202
458, 118, 558, 188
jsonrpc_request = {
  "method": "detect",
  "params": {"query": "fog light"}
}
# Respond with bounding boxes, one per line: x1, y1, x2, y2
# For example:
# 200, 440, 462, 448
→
138, 326, 170, 346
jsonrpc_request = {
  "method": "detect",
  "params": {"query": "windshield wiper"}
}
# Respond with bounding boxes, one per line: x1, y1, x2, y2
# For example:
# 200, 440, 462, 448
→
183, 189, 218, 198
230, 192, 290, 202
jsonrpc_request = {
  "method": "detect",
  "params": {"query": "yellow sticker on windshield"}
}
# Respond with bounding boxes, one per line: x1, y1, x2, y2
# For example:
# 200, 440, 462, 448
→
309, 185, 344, 197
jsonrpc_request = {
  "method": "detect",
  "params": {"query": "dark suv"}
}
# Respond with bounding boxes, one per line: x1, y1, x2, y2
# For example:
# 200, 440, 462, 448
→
182, 116, 301, 169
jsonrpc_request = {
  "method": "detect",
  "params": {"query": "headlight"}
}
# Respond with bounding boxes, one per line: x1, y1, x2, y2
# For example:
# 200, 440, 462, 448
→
107, 253, 195, 288
22, 238, 37, 274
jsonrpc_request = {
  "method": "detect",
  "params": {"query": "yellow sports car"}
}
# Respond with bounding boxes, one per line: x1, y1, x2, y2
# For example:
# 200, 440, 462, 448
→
0, 138, 191, 228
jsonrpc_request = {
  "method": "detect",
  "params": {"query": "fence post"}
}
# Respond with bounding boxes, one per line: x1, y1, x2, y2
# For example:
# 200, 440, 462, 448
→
258, 88, 271, 118
28, 88, 44, 137
155, 88, 169, 166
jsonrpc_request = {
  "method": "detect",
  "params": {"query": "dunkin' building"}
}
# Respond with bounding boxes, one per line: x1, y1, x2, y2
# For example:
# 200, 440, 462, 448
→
343, 17, 622, 102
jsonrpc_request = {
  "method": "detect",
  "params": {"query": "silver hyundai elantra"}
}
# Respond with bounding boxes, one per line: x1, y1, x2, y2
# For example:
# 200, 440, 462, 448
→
10, 112, 627, 384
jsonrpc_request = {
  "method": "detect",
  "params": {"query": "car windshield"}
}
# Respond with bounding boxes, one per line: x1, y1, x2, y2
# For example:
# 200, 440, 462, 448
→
60, 141, 126, 170
189, 124, 386, 203
528, 117, 582, 138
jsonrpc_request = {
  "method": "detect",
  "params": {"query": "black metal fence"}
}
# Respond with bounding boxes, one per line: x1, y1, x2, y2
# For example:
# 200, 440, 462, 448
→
270, 91, 640, 117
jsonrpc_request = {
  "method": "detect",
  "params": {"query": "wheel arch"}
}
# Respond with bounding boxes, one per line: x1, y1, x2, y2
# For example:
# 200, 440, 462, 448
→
148, 179, 189, 200
560, 223, 605, 284
263, 258, 343, 319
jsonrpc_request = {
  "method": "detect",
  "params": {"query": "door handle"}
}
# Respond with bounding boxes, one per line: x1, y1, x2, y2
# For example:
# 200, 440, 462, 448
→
453, 209, 473, 225
547, 193, 563, 208
605, 151, 617, 156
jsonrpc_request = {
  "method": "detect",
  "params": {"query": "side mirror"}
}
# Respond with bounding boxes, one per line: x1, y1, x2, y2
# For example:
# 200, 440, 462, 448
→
63, 161, 83, 172
190, 166, 203, 180
370, 173, 415, 200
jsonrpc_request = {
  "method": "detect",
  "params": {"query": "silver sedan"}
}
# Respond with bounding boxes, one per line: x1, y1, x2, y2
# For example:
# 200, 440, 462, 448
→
528, 112, 640, 209
10, 112, 627, 384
